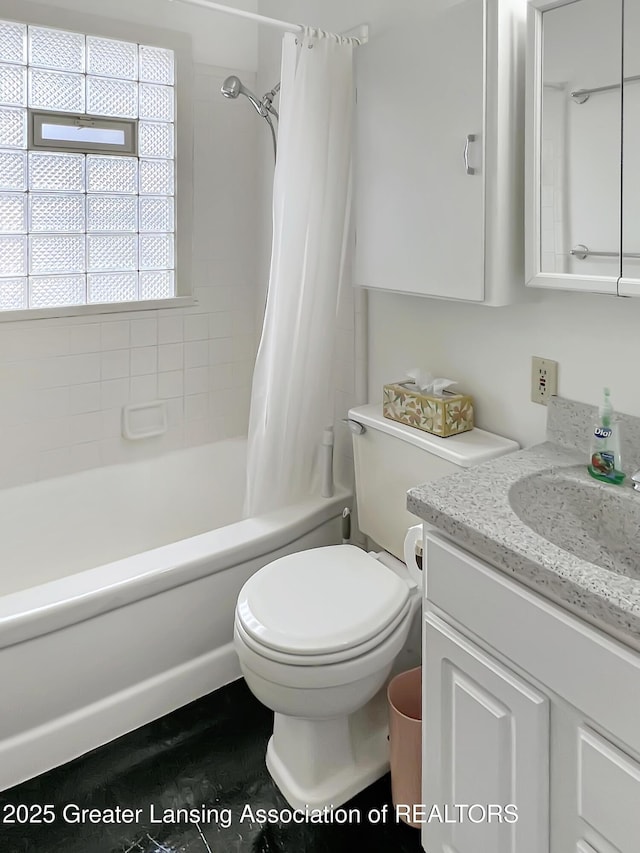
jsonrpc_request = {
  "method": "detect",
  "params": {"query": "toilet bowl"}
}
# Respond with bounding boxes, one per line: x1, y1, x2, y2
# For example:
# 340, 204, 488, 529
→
235, 403, 519, 809
234, 542, 421, 810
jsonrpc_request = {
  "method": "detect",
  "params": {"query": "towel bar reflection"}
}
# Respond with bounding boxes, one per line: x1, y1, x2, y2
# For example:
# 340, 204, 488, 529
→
571, 73, 640, 104
570, 244, 640, 261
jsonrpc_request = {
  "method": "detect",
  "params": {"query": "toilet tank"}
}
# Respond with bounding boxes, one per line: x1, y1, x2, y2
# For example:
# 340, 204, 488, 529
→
348, 404, 519, 561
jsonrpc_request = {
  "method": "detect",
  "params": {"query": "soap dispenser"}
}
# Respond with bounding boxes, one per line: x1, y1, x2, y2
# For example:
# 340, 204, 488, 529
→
588, 388, 625, 485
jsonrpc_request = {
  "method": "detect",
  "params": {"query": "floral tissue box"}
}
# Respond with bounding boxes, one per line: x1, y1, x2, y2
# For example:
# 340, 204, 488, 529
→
383, 382, 474, 438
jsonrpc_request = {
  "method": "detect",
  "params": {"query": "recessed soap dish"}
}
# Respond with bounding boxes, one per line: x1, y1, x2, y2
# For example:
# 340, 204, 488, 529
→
122, 401, 168, 440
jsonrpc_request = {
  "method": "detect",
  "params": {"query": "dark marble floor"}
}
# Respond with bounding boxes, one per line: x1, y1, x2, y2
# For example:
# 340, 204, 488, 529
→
0, 679, 423, 853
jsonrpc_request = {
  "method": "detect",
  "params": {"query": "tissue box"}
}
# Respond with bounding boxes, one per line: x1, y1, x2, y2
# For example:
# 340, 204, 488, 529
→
383, 382, 474, 437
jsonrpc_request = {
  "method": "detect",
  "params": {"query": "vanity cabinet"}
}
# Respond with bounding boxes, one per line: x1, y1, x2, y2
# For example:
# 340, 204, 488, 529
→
551, 712, 640, 853
423, 613, 549, 853
354, 0, 525, 305
422, 532, 640, 853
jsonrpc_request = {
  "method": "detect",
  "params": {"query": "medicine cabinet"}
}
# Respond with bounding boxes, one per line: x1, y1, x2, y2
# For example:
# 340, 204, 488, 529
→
526, 0, 640, 296
354, 0, 525, 305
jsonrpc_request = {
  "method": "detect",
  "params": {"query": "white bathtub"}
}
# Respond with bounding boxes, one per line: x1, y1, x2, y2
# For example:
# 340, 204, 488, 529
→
0, 438, 350, 790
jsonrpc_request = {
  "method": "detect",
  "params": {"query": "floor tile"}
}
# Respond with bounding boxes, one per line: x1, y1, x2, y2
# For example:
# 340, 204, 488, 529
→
0, 680, 422, 853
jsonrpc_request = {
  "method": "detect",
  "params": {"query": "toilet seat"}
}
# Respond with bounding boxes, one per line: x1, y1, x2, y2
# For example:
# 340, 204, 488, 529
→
234, 597, 413, 667
234, 597, 417, 691
236, 545, 411, 659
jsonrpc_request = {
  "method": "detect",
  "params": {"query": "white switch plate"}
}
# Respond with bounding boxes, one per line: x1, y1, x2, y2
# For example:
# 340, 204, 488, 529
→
531, 356, 558, 405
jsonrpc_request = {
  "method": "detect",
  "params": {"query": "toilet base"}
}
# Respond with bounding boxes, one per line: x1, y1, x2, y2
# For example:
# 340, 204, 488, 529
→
265, 689, 390, 810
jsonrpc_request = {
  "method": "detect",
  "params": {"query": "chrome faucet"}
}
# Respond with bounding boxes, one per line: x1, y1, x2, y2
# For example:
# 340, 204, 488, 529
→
631, 471, 640, 492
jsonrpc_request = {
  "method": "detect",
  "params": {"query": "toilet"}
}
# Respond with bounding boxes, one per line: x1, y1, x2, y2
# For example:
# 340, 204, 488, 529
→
234, 403, 518, 810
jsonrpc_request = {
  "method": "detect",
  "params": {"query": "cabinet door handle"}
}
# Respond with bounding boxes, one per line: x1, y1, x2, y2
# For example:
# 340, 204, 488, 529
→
464, 133, 476, 175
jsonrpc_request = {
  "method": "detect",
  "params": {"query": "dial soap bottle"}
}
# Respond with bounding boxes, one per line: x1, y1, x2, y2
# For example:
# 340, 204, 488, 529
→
588, 387, 625, 485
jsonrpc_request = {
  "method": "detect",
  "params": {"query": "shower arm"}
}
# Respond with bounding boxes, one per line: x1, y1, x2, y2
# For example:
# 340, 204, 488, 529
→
265, 113, 278, 162
260, 83, 281, 120
256, 84, 279, 160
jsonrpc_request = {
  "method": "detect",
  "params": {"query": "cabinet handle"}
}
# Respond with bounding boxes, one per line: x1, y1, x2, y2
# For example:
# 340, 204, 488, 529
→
464, 133, 476, 175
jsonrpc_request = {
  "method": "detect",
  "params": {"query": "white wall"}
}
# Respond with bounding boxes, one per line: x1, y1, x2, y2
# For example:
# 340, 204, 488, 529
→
22, 0, 259, 69
259, 0, 640, 451
0, 1, 260, 487
368, 289, 640, 449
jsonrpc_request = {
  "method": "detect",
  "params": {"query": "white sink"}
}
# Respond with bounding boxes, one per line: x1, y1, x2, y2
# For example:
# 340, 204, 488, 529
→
508, 471, 640, 579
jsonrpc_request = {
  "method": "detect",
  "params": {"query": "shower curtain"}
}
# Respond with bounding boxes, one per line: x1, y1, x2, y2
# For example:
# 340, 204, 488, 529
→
244, 28, 356, 517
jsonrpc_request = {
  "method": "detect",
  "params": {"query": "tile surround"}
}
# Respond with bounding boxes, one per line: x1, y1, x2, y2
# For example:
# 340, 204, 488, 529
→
0, 62, 358, 493
0, 63, 259, 488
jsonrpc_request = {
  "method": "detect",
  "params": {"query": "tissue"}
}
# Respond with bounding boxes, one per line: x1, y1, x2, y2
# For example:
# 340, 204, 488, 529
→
383, 369, 474, 438
405, 368, 457, 397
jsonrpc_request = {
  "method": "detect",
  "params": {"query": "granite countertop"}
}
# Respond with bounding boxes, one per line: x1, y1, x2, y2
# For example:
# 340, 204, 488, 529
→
407, 398, 640, 648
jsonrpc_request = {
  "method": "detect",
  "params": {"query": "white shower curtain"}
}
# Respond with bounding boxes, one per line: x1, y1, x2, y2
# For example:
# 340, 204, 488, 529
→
244, 28, 356, 517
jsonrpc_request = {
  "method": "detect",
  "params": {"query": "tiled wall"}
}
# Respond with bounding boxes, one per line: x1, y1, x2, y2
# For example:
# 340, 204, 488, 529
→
0, 63, 259, 489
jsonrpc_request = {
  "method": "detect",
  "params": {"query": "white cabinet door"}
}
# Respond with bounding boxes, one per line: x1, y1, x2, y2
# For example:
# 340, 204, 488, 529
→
576, 726, 640, 853
423, 612, 549, 853
355, 0, 485, 301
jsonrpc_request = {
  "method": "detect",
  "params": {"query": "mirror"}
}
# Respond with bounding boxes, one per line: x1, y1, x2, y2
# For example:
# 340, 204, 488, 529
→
622, 0, 640, 292
527, 0, 623, 294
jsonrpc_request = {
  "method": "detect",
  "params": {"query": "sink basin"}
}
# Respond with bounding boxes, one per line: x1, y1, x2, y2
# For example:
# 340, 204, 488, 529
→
508, 470, 640, 579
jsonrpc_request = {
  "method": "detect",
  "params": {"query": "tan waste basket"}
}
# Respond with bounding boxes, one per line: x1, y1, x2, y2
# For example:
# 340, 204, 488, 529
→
387, 666, 422, 828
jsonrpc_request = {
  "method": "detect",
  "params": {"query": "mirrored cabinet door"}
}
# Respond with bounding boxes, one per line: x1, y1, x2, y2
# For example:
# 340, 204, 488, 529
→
620, 0, 640, 295
526, 0, 622, 294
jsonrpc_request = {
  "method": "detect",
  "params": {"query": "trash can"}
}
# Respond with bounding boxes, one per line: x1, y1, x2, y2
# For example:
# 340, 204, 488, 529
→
387, 666, 422, 828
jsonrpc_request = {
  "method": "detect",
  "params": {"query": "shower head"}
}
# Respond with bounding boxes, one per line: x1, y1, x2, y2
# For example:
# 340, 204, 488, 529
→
221, 75, 262, 114
221, 75, 242, 99
221, 75, 280, 161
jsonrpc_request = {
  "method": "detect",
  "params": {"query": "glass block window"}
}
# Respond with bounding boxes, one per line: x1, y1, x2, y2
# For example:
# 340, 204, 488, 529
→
0, 21, 175, 311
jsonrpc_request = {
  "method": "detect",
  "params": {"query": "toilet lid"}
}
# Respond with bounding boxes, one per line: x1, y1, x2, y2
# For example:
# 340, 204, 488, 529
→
236, 545, 410, 656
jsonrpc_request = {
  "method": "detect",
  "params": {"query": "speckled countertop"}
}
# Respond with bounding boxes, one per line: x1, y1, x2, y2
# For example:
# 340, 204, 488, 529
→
407, 397, 640, 648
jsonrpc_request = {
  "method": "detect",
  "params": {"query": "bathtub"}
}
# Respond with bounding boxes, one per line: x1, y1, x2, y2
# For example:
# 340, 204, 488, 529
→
0, 438, 350, 791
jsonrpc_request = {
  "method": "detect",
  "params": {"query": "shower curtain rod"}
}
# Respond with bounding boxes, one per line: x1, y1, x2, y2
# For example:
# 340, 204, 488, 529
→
168, 0, 369, 42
